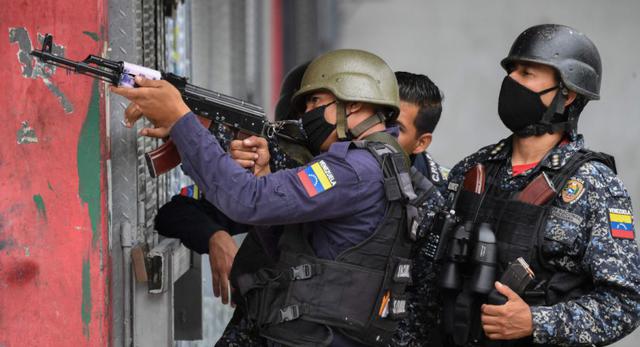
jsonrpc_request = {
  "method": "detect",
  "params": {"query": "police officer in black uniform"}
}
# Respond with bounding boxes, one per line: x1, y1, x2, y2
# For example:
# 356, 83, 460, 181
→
439, 24, 640, 346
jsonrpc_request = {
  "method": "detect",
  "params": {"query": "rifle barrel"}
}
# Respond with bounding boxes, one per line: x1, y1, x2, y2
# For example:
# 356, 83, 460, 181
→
30, 49, 120, 84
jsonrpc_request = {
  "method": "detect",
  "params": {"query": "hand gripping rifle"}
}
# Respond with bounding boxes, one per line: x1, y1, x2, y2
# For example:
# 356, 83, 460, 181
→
31, 34, 306, 177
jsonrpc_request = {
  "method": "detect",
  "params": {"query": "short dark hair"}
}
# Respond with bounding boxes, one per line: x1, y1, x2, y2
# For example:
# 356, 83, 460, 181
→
395, 71, 443, 135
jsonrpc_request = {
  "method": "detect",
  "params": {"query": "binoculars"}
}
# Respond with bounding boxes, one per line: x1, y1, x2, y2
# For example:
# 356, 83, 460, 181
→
437, 216, 498, 295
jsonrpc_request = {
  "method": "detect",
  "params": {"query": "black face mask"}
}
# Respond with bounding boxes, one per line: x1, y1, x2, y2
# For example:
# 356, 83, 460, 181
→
301, 101, 336, 155
498, 76, 559, 136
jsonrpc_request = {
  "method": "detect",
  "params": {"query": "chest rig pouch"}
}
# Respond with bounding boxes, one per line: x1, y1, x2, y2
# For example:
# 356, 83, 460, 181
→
438, 149, 615, 347
230, 133, 436, 347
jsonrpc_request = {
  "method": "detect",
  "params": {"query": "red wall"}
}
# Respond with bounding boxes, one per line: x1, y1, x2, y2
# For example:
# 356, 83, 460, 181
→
0, 1, 109, 346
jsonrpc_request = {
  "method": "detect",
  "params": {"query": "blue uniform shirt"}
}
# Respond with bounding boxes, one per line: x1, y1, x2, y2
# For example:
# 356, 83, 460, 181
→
171, 112, 386, 260
172, 112, 390, 347
446, 135, 640, 346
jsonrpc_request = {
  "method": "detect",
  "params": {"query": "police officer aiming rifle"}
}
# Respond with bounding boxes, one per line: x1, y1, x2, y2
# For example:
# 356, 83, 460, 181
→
113, 49, 438, 347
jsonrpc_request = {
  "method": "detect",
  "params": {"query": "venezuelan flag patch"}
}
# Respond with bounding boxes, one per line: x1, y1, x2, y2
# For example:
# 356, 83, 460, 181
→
179, 184, 202, 200
608, 208, 635, 240
297, 160, 337, 197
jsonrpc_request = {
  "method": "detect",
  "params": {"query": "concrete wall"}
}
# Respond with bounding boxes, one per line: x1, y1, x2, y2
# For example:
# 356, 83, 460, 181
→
334, 0, 640, 345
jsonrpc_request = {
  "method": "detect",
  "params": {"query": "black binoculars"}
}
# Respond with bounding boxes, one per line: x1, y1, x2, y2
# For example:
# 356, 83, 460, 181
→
437, 217, 498, 295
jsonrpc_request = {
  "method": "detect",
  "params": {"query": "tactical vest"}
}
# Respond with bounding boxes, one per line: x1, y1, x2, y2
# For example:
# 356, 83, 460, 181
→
230, 133, 437, 346
442, 148, 616, 347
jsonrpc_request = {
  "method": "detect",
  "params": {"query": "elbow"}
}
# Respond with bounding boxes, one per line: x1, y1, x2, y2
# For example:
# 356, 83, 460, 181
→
213, 195, 265, 225
223, 207, 258, 225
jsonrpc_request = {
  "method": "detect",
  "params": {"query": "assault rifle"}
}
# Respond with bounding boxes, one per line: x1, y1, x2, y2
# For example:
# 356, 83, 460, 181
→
31, 34, 306, 177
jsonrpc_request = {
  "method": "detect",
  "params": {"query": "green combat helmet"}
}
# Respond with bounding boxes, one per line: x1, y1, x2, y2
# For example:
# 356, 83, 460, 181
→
292, 49, 400, 140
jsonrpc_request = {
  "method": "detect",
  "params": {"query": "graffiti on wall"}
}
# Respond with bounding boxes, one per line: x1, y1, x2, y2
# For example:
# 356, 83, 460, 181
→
9, 27, 74, 113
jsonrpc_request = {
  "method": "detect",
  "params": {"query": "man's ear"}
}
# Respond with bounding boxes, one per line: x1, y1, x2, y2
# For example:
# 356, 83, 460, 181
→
412, 133, 432, 154
346, 102, 364, 114
564, 90, 577, 107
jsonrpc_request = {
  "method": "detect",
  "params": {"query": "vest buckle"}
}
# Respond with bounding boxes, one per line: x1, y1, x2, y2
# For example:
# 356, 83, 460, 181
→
291, 264, 313, 280
406, 204, 419, 241
389, 296, 407, 319
279, 305, 300, 322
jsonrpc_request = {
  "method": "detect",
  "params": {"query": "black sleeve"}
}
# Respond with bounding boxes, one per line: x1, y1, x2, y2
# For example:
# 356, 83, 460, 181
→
154, 195, 249, 254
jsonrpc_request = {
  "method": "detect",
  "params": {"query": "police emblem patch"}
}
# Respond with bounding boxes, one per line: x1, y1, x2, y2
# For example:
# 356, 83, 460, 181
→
297, 160, 337, 197
561, 178, 585, 204
608, 208, 635, 240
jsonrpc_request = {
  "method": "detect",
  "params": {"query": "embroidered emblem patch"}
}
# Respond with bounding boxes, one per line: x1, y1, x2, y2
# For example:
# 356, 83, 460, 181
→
561, 178, 585, 204
179, 184, 201, 200
608, 208, 635, 240
297, 160, 337, 197
550, 207, 584, 226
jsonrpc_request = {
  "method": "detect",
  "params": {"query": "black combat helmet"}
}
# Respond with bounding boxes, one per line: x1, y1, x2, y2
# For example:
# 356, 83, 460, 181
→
273, 61, 314, 165
275, 61, 310, 121
501, 24, 602, 100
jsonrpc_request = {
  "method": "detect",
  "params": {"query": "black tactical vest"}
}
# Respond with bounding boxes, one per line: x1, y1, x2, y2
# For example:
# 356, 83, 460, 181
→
442, 149, 616, 347
229, 134, 437, 346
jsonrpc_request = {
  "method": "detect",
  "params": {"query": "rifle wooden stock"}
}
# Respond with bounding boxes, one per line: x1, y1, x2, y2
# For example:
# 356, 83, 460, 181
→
517, 172, 556, 205
146, 140, 180, 178
463, 164, 486, 194
145, 116, 213, 178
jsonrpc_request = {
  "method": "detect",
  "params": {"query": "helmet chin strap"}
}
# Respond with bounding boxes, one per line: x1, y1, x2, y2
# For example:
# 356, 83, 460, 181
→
335, 101, 349, 140
349, 112, 386, 138
516, 84, 574, 137
335, 101, 386, 141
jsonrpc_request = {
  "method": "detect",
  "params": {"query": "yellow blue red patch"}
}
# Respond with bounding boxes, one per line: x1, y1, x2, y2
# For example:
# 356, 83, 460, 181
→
297, 160, 337, 197
608, 208, 635, 240
179, 184, 202, 200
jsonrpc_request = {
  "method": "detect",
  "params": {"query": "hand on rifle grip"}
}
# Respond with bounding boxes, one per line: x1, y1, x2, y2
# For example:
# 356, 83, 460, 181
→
229, 135, 271, 177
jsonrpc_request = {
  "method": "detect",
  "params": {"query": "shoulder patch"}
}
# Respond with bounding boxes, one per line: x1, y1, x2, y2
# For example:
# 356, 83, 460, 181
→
561, 178, 585, 204
297, 160, 337, 197
608, 208, 635, 240
428, 157, 441, 183
179, 184, 202, 200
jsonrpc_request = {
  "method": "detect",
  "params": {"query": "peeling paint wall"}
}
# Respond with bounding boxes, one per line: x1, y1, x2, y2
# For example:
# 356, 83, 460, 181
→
0, 1, 109, 346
